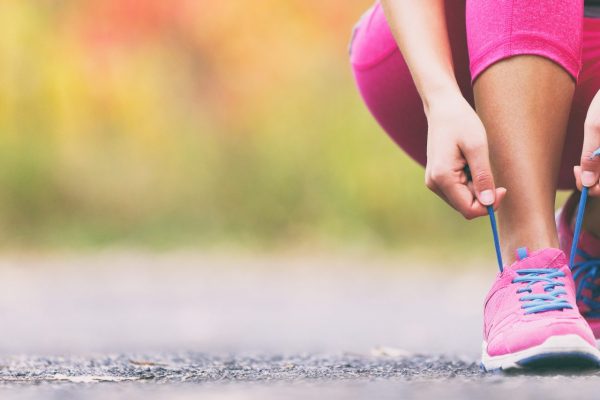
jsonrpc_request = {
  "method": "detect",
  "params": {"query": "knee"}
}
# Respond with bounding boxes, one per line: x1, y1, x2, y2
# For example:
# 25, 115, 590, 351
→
349, 2, 398, 72
349, 3, 410, 109
348, 3, 427, 167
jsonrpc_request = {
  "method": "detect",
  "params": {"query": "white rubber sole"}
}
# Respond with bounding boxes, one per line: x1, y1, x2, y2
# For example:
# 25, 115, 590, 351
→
481, 334, 600, 371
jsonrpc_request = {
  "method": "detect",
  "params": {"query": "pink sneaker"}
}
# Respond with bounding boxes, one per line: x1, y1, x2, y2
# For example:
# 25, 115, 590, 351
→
557, 192, 600, 338
481, 247, 599, 371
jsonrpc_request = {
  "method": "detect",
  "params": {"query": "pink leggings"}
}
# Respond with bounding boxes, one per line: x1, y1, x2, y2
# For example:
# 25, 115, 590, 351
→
350, 1, 600, 190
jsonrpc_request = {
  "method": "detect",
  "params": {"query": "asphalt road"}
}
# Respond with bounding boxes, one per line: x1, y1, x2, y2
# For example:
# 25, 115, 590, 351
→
0, 252, 598, 399
2, 353, 600, 399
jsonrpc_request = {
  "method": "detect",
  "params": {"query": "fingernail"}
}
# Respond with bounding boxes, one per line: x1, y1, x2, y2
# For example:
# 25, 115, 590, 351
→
480, 190, 494, 206
582, 171, 597, 187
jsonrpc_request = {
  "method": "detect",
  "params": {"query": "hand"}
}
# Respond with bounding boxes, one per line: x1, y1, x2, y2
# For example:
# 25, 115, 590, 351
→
424, 91, 507, 219
575, 89, 600, 195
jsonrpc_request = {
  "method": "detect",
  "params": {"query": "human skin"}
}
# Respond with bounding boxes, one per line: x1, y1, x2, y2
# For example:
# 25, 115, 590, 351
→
473, 56, 574, 261
380, 0, 506, 220
576, 92, 600, 239
381, 0, 600, 262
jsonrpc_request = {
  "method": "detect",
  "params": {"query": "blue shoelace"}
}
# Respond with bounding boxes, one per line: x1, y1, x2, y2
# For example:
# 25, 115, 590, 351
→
477, 147, 600, 314
512, 269, 573, 314
478, 183, 571, 313
567, 148, 600, 317
572, 249, 600, 318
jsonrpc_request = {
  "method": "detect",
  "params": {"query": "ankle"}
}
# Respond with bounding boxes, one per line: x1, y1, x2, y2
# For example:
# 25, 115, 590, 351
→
500, 224, 559, 265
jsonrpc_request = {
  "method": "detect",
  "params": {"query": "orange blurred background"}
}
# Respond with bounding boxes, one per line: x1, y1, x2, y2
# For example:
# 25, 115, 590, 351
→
0, 1, 490, 256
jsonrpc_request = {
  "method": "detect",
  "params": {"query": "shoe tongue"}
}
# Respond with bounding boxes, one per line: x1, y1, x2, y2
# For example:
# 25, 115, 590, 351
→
509, 247, 567, 271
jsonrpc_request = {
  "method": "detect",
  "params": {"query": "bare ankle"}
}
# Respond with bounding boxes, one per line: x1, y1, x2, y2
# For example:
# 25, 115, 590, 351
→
499, 215, 560, 264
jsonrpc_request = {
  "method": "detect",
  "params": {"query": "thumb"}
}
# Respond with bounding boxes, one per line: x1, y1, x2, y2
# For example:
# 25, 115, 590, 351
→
464, 141, 496, 206
580, 122, 600, 187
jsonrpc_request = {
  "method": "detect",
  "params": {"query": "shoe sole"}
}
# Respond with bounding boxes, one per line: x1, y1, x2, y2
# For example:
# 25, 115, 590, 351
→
481, 334, 600, 371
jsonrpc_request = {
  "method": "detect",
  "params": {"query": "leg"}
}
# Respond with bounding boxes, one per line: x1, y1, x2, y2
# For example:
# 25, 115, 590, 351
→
352, 1, 600, 370
349, 1, 472, 167
562, 17, 600, 239
467, 0, 583, 263
562, 75, 600, 240
544, 18, 600, 337
474, 57, 575, 261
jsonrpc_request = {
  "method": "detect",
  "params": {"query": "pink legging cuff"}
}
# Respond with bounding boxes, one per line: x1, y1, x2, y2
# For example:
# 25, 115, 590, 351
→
469, 33, 582, 82
466, 0, 584, 82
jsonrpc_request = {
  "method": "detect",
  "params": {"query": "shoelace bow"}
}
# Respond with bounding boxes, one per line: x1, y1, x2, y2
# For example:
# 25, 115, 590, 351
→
572, 249, 600, 318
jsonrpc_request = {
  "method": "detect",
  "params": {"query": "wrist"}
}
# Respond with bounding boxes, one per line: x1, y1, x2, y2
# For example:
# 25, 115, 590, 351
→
421, 82, 463, 116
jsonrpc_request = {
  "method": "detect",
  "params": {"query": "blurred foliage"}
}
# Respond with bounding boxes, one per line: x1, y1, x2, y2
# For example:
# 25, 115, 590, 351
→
0, 0, 498, 254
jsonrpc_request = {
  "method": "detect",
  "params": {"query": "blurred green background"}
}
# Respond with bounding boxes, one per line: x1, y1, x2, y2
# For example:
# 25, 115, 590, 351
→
0, 0, 497, 256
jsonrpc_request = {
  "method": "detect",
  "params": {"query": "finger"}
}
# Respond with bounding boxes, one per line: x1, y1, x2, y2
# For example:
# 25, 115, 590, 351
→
432, 186, 451, 205
491, 187, 507, 211
431, 176, 506, 218
427, 168, 486, 217
427, 166, 505, 218
574, 165, 600, 196
466, 182, 507, 211
438, 183, 505, 215
462, 141, 496, 206
439, 180, 490, 220
426, 178, 459, 212
580, 119, 600, 187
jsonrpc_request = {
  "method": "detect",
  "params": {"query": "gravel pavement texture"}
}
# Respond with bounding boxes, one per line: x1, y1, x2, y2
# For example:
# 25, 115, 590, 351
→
0, 252, 598, 399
